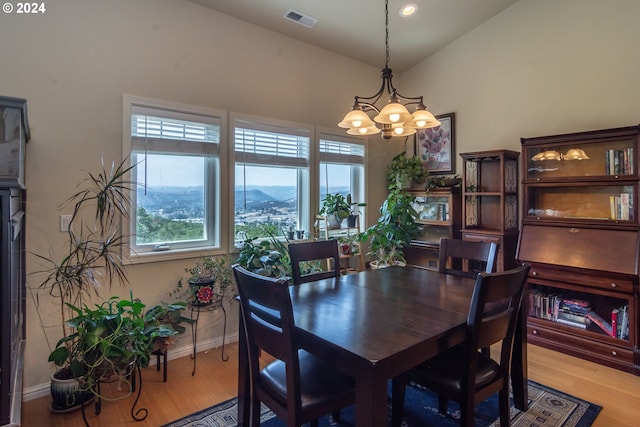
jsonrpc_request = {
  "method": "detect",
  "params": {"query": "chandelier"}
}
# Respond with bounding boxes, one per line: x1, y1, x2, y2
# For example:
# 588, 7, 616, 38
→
338, 0, 440, 140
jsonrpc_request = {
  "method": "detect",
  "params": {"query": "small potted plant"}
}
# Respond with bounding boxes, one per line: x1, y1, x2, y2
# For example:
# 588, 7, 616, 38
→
346, 193, 366, 228
319, 193, 351, 228
386, 151, 428, 190
182, 255, 234, 306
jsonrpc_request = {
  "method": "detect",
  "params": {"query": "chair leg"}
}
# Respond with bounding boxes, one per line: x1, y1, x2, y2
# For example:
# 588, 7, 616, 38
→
499, 387, 511, 427
460, 397, 475, 427
391, 377, 407, 427
438, 395, 447, 415
250, 398, 260, 427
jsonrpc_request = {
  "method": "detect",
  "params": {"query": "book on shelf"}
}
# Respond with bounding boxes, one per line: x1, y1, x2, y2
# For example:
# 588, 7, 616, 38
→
555, 317, 589, 329
609, 193, 632, 220
586, 311, 614, 336
615, 305, 629, 340
605, 148, 634, 175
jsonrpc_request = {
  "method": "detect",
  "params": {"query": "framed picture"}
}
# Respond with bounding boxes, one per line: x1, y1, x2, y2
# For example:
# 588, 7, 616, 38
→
415, 112, 456, 174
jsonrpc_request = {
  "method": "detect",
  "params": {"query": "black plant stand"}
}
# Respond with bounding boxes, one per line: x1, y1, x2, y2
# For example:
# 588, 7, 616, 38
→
189, 293, 228, 376
79, 363, 147, 426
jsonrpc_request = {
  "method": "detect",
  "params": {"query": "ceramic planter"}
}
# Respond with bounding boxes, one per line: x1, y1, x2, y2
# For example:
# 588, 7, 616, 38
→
189, 279, 216, 306
50, 370, 93, 412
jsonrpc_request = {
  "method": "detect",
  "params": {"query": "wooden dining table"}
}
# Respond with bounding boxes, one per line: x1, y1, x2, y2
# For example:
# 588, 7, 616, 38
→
237, 266, 528, 427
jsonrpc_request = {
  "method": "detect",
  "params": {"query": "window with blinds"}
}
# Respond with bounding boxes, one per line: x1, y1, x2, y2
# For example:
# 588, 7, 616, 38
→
124, 95, 226, 259
233, 116, 311, 243
319, 134, 366, 230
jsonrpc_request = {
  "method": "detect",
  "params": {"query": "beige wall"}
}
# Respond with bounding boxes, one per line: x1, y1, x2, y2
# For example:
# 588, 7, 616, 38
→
0, 0, 383, 394
4, 0, 640, 396
402, 0, 640, 174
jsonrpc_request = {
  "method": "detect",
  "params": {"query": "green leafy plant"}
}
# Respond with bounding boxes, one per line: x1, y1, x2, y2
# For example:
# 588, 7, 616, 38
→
235, 236, 291, 278
360, 188, 420, 267
319, 193, 351, 223
48, 293, 179, 399
386, 151, 428, 190
347, 193, 367, 216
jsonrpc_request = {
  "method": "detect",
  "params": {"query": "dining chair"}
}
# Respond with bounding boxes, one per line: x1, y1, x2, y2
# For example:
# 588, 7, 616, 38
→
438, 238, 498, 278
232, 264, 355, 427
391, 263, 531, 427
288, 239, 341, 285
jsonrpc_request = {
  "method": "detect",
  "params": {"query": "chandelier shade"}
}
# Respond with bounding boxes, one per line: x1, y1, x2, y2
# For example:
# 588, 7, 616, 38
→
338, 0, 439, 140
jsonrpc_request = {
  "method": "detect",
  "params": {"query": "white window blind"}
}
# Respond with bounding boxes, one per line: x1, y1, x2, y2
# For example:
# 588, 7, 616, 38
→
234, 119, 309, 167
319, 138, 365, 165
131, 105, 220, 155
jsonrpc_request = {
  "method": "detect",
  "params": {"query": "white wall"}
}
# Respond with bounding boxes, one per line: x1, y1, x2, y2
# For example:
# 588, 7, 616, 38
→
402, 0, 640, 173
0, 0, 383, 394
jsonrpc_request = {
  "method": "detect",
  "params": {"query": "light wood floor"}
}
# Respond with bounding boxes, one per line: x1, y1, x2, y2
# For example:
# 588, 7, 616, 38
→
22, 341, 640, 426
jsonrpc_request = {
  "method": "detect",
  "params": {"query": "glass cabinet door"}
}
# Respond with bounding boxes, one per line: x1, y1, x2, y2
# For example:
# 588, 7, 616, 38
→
412, 194, 452, 224
524, 139, 636, 181
526, 183, 635, 223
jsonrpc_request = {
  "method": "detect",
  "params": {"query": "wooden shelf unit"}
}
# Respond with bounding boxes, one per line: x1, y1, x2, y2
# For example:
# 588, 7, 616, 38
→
460, 149, 520, 272
315, 215, 363, 273
404, 187, 461, 271
517, 125, 640, 375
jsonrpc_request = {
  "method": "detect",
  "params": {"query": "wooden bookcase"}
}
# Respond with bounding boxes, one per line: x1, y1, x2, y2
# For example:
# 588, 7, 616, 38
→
517, 125, 640, 375
460, 150, 520, 272
404, 187, 461, 271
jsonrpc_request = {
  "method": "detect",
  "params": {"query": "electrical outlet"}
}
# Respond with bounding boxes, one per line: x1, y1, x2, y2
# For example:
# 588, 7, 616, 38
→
60, 215, 72, 232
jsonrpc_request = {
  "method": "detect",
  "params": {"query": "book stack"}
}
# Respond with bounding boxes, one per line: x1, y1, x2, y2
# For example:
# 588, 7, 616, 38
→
555, 297, 591, 329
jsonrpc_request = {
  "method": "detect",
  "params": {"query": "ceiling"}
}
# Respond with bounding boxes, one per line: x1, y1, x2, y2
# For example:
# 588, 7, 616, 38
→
189, 0, 519, 72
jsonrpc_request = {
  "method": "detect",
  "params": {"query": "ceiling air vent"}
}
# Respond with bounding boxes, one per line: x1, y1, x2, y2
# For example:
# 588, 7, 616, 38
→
284, 9, 318, 28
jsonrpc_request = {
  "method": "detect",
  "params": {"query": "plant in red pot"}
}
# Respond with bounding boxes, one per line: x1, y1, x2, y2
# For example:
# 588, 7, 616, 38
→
182, 255, 234, 307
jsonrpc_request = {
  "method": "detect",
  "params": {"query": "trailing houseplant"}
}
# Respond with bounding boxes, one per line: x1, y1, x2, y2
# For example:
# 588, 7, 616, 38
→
386, 151, 428, 190
47, 293, 180, 409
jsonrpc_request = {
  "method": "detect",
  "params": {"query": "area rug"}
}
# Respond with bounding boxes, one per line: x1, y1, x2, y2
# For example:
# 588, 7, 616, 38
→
163, 380, 601, 427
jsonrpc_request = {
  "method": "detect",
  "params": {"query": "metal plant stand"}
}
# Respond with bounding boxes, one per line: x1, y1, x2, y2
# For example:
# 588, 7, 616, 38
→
189, 293, 228, 376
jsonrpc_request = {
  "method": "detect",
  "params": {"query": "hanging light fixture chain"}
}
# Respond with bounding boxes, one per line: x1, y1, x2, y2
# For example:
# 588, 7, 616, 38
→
385, 0, 390, 68
337, 0, 441, 139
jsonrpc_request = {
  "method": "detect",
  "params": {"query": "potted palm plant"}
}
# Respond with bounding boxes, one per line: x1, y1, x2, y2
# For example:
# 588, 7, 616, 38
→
33, 158, 135, 410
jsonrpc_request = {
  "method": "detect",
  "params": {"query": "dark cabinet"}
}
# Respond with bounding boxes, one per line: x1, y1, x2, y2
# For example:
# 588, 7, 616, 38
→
518, 125, 640, 374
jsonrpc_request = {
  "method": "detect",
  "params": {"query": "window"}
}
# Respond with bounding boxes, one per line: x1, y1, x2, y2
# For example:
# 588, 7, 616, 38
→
123, 95, 226, 260
233, 115, 311, 244
318, 133, 366, 228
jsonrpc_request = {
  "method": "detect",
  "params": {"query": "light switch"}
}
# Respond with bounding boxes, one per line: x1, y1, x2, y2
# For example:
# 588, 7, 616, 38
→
60, 215, 72, 232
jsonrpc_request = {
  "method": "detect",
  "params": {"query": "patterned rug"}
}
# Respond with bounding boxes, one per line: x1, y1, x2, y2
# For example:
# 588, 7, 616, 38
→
163, 380, 601, 427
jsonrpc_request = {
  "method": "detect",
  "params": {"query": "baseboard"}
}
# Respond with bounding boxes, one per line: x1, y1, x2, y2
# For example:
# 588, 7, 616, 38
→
23, 333, 239, 402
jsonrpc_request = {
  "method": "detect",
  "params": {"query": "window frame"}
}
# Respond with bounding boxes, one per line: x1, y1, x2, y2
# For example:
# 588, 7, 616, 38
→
230, 113, 312, 246
122, 95, 228, 263
317, 129, 367, 230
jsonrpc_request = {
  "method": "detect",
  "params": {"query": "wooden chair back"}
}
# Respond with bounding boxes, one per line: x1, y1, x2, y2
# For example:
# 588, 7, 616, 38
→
288, 239, 341, 285
233, 264, 354, 426
438, 238, 497, 278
